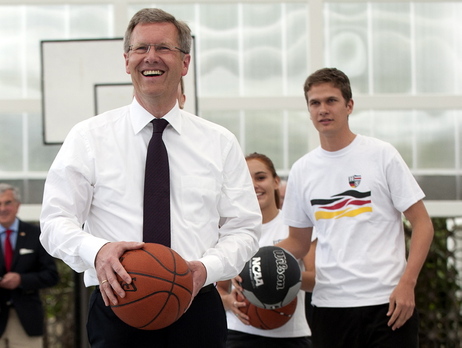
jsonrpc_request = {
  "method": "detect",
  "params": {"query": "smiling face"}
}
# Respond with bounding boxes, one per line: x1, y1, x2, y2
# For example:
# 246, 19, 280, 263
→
124, 22, 190, 114
0, 189, 20, 229
307, 82, 355, 147
247, 158, 280, 214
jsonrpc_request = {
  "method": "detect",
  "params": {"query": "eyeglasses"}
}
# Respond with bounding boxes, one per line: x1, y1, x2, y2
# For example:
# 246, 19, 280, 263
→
128, 43, 188, 55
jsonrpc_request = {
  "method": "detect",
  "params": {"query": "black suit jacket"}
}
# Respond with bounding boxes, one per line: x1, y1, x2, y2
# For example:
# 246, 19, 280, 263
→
0, 220, 59, 336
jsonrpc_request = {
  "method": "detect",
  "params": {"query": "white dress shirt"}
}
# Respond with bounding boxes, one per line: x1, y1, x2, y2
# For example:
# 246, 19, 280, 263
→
40, 98, 261, 287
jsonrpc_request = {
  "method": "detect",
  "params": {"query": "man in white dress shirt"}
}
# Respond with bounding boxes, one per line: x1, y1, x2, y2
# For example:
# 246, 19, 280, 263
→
40, 8, 261, 347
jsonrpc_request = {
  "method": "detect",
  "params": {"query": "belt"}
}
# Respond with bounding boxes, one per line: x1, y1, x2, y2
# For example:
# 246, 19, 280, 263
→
198, 283, 215, 295
96, 283, 215, 294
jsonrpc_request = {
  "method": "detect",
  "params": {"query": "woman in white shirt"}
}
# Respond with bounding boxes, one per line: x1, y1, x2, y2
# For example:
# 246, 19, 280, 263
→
218, 153, 316, 348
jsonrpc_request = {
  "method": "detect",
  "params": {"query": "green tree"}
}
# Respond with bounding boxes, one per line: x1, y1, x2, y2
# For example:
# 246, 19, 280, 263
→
406, 217, 462, 347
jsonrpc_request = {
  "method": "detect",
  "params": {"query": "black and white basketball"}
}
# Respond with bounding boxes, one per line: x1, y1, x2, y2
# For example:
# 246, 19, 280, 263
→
239, 246, 301, 309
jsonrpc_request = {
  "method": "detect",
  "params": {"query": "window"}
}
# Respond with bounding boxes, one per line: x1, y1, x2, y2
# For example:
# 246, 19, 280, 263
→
0, 1, 460, 217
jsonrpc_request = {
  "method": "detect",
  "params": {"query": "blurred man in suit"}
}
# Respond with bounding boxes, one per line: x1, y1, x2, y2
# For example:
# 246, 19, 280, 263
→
0, 183, 59, 348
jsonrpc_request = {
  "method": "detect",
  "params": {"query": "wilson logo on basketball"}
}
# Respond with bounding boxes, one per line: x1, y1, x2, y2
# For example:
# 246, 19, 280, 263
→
251, 257, 264, 287
273, 249, 288, 290
119, 277, 137, 292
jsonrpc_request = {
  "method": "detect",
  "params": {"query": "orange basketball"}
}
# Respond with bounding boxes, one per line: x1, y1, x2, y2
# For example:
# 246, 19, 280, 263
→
110, 243, 193, 330
241, 297, 297, 330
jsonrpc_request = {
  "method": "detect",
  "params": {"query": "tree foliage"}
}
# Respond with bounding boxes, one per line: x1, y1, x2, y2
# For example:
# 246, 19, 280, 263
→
406, 217, 462, 347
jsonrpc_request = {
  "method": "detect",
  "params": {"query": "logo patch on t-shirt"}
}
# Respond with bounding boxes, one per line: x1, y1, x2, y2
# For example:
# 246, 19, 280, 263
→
348, 175, 361, 188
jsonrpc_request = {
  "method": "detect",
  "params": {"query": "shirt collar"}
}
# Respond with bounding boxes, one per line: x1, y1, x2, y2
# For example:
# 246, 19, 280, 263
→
130, 97, 182, 135
1, 218, 19, 234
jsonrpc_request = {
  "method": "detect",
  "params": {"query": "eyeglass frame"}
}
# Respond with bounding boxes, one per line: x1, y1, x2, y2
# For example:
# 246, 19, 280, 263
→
128, 43, 188, 55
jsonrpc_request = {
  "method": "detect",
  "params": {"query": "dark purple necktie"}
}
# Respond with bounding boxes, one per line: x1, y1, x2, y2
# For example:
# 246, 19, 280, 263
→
143, 119, 170, 246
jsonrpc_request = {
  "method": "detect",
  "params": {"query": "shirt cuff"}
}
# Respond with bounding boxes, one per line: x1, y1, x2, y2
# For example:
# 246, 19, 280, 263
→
80, 236, 112, 269
199, 254, 224, 286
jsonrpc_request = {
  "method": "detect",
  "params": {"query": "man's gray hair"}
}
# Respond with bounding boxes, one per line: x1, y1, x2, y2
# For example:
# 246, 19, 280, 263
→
0, 183, 21, 203
124, 8, 192, 54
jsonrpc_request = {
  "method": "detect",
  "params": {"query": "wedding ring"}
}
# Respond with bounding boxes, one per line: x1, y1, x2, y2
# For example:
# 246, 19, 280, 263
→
101, 279, 108, 285
233, 301, 237, 307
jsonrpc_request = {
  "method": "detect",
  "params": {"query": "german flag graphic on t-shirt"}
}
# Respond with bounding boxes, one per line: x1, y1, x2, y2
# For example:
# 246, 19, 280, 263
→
310, 190, 372, 220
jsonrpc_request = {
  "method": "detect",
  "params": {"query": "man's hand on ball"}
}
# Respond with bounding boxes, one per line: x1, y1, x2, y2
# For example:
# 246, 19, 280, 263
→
95, 241, 144, 306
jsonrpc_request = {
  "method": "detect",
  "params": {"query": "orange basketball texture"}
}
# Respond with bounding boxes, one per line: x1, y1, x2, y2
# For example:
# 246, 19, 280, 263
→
110, 243, 193, 330
241, 297, 298, 330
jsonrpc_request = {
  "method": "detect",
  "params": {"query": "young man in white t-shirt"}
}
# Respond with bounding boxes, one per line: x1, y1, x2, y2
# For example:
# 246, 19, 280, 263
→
278, 67, 434, 348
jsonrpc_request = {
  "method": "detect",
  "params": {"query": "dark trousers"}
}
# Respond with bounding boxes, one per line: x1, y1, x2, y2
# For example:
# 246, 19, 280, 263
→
87, 286, 227, 347
226, 330, 312, 348
312, 304, 419, 348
